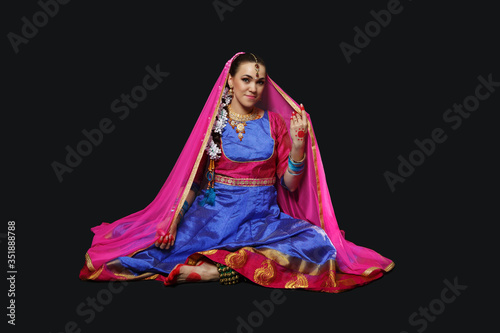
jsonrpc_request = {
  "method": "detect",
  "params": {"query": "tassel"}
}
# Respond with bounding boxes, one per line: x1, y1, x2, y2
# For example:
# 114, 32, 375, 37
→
199, 186, 216, 206
206, 187, 216, 205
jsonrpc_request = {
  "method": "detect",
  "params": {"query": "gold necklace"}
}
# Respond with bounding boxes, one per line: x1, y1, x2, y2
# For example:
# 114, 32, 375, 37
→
227, 104, 259, 141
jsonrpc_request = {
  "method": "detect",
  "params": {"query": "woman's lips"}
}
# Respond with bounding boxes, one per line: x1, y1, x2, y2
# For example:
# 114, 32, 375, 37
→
245, 95, 256, 100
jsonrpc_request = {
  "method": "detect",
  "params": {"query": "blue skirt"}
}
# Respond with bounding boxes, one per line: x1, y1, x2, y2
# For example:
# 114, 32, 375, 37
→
118, 183, 337, 276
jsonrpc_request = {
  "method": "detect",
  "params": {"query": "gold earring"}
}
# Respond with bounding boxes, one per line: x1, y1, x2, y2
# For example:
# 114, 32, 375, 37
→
229, 87, 234, 96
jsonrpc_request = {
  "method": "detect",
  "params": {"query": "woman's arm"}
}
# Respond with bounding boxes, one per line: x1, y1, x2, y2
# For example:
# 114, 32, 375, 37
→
282, 145, 306, 192
155, 155, 207, 249
155, 183, 200, 249
282, 104, 308, 192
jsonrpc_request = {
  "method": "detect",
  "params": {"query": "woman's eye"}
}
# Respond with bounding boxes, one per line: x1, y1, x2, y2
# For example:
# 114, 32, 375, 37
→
242, 78, 250, 83
257, 81, 265, 85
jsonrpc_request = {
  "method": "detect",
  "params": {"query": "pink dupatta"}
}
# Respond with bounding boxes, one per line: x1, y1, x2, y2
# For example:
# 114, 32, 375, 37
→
80, 52, 394, 283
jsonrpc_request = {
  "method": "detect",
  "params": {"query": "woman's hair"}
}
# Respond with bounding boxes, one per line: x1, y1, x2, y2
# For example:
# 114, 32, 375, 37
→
229, 52, 266, 76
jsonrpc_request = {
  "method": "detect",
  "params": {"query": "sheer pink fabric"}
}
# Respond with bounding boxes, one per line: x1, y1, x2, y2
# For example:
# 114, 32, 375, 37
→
80, 52, 393, 280
261, 79, 394, 276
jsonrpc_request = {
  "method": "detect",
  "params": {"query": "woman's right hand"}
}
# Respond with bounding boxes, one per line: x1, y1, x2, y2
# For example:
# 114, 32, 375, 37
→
155, 218, 179, 250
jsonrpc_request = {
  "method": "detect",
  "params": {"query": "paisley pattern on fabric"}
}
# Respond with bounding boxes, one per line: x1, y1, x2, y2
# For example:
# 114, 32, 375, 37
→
253, 259, 277, 286
225, 248, 248, 269
285, 273, 309, 289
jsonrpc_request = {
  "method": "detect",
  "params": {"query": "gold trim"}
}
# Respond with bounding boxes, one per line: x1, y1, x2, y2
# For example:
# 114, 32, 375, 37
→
362, 261, 395, 277
269, 79, 301, 113
87, 266, 104, 280
171, 77, 229, 225
252, 246, 335, 276
214, 174, 276, 187
85, 252, 96, 272
199, 249, 218, 255
84, 241, 159, 280
307, 123, 325, 230
321, 270, 337, 288
101, 259, 161, 281
211, 246, 335, 277
385, 261, 395, 272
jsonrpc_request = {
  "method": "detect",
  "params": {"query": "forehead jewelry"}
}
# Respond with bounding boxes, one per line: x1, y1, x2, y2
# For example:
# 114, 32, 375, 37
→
249, 53, 260, 78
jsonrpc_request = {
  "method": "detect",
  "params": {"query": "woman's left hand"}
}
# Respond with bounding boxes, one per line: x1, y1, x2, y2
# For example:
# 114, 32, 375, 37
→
290, 104, 308, 148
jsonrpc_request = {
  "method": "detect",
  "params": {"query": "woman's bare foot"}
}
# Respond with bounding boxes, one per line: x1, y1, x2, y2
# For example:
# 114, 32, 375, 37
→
165, 261, 219, 285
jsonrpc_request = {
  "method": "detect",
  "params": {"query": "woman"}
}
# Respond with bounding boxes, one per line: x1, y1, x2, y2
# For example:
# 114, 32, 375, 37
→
80, 52, 394, 292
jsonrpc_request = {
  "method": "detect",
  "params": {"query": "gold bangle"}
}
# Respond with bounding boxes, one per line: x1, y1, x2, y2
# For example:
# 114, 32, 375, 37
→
289, 153, 306, 164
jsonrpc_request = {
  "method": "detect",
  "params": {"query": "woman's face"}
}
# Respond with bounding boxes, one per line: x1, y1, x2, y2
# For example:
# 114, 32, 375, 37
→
228, 62, 266, 112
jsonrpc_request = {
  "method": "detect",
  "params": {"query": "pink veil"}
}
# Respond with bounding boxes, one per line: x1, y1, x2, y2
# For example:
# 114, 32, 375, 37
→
80, 52, 394, 281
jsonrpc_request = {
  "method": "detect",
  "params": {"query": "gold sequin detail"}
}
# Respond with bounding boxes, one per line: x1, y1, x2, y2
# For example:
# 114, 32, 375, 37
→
253, 259, 276, 286
285, 273, 309, 289
225, 248, 248, 269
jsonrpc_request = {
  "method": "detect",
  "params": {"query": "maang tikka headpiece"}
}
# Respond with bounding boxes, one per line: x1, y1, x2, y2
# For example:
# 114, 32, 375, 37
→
249, 53, 259, 78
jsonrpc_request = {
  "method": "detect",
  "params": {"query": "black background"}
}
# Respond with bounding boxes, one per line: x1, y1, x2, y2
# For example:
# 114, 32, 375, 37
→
2, 0, 497, 332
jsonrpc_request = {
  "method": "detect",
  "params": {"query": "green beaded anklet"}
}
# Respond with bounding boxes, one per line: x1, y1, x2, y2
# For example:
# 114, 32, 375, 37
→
216, 263, 241, 285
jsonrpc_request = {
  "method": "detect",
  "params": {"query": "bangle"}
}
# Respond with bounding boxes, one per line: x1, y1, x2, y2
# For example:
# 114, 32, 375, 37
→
179, 200, 189, 219
289, 153, 306, 165
287, 153, 305, 176
287, 167, 305, 176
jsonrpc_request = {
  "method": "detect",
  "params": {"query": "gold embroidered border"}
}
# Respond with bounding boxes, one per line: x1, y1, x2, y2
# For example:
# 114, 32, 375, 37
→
105, 259, 160, 281
306, 120, 325, 230
85, 240, 165, 280
171, 77, 229, 226
87, 266, 104, 280
214, 174, 276, 187
215, 246, 336, 277
361, 261, 395, 277
85, 252, 96, 272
